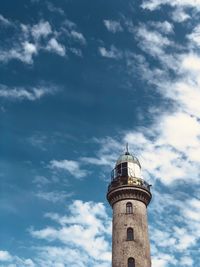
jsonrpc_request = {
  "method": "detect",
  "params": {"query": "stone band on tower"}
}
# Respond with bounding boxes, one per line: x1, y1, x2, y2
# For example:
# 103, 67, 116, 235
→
107, 148, 152, 267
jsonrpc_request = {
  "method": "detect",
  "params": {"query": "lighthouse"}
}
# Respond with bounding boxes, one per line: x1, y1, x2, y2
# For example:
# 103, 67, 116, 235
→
107, 147, 152, 267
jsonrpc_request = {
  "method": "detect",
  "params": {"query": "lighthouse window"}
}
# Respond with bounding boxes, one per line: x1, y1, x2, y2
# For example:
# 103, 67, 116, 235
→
117, 164, 122, 175
127, 228, 134, 241
126, 202, 133, 214
128, 257, 135, 267
122, 162, 128, 176
122, 162, 127, 168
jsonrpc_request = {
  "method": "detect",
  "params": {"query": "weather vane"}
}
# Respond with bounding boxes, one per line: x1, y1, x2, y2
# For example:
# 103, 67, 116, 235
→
125, 143, 129, 154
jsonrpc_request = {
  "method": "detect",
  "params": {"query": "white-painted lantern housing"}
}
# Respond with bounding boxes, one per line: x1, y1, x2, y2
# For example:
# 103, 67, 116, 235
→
111, 151, 141, 180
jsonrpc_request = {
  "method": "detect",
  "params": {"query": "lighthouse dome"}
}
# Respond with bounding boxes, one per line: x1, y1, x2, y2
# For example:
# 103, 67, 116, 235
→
111, 149, 142, 180
116, 152, 141, 168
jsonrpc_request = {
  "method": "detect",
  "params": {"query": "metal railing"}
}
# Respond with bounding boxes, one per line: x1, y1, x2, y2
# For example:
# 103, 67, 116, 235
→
109, 166, 151, 191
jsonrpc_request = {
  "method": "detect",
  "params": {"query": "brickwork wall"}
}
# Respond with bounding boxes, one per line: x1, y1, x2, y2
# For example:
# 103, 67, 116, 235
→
112, 199, 151, 267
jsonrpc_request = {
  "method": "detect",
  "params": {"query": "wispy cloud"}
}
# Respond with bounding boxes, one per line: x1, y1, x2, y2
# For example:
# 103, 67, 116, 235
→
33, 176, 50, 187
0, 41, 37, 64
61, 19, 87, 47
0, 19, 66, 64
135, 24, 173, 61
103, 20, 123, 33
149, 189, 200, 266
187, 24, 200, 48
70, 30, 86, 45
99, 45, 122, 59
0, 16, 87, 64
46, 2, 65, 15
35, 191, 73, 203
141, 0, 200, 11
50, 159, 88, 178
46, 38, 66, 56
8, 192, 198, 267
30, 200, 111, 266
81, 137, 122, 168
171, 7, 191, 22
0, 250, 34, 266
180, 256, 193, 266
1, 201, 108, 267
0, 14, 12, 27
149, 21, 174, 34
0, 251, 12, 261
0, 84, 57, 101
1, 2, 200, 267
31, 20, 52, 40
88, 7, 200, 189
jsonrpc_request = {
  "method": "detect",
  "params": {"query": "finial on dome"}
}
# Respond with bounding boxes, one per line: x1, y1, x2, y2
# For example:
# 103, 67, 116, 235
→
125, 143, 130, 155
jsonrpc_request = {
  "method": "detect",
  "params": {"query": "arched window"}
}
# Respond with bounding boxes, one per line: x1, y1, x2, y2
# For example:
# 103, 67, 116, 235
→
127, 228, 134, 241
126, 202, 133, 214
128, 257, 135, 267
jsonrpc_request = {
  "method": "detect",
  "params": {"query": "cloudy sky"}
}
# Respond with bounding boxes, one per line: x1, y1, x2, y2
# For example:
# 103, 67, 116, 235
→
0, 0, 200, 266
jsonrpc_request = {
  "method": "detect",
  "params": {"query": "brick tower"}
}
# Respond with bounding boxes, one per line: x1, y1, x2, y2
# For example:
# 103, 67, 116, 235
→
107, 147, 152, 267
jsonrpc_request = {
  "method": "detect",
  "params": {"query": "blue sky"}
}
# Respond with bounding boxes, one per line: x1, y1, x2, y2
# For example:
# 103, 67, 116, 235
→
0, 0, 200, 266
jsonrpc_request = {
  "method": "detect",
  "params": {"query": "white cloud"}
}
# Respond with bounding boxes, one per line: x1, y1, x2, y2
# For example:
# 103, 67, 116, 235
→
23, 42, 38, 62
62, 19, 77, 31
31, 21, 52, 40
171, 8, 190, 22
141, 0, 200, 11
0, 251, 34, 266
30, 200, 111, 266
0, 201, 110, 266
164, 77, 200, 119
47, 2, 65, 15
81, 116, 199, 185
81, 137, 122, 168
69, 47, 83, 57
0, 251, 12, 261
159, 113, 200, 150
0, 14, 12, 27
1, 4, 200, 267
148, 190, 199, 267
182, 198, 200, 225
0, 16, 88, 64
135, 25, 172, 59
78, 28, 200, 267
124, 113, 200, 185
0, 41, 37, 64
81, 156, 112, 166
99, 20, 198, 188
50, 159, 87, 178
180, 256, 193, 266
0, 18, 81, 64
60, 20, 87, 53
23, 41, 37, 54
70, 30, 86, 45
35, 246, 90, 267
103, 20, 123, 33
187, 25, 200, 47
150, 21, 174, 34
181, 53, 200, 72
152, 255, 172, 267
35, 191, 73, 203
173, 227, 196, 250
0, 85, 56, 101
33, 176, 50, 187
28, 133, 48, 151
81, 83, 200, 185
46, 38, 66, 56
99, 45, 122, 59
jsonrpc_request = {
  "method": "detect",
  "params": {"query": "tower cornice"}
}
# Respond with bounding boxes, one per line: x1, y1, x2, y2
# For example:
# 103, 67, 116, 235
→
107, 185, 152, 207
